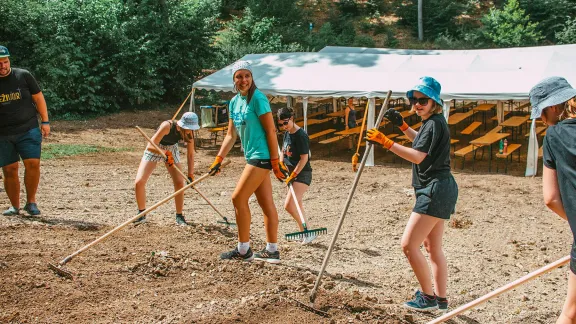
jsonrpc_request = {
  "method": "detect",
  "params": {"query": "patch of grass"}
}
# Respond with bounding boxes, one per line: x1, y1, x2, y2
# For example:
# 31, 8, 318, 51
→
41, 144, 133, 160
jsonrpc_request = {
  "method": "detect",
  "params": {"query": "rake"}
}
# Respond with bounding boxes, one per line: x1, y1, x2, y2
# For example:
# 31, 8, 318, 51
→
135, 126, 236, 227
277, 146, 327, 241
48, 164, 229, 280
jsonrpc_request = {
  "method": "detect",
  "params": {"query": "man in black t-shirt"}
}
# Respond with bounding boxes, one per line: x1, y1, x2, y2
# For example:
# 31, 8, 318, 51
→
0, 45, 50, 216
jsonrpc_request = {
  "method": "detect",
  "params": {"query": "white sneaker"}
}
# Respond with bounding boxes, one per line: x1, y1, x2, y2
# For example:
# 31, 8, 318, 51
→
301, 234, 317, 245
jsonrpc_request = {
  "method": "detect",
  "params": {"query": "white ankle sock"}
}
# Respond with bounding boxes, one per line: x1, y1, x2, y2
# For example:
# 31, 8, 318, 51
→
237, 242, 250, 255
266, 242, 278, 253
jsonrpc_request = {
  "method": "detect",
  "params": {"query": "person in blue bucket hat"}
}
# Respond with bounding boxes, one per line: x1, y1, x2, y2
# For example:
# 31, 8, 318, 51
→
366, 76, 458, 313
530, 76, 576, 324
133, 111, 200, 226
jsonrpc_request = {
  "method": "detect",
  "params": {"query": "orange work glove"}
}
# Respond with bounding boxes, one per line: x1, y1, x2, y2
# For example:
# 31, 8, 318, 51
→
285, 171, 298, 186
351, 153, 359, 172
366, 128, 395, 150
208, 156, 223, 176
271, 158, 287, 182
164, 150, 175, 167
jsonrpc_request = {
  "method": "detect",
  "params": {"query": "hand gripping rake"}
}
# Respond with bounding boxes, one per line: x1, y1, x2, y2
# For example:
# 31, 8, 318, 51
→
309, 91, 392, 305
48, 161, 230, 280
136, 126, 236, 227
277, 146, 327, 241
351, 101, 370, 172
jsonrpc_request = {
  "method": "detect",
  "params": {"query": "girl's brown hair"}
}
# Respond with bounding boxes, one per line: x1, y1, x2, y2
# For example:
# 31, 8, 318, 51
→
560, 97, 576, 120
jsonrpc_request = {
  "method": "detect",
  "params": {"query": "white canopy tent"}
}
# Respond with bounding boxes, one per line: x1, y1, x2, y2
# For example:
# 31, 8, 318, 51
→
192, 45, 576, 174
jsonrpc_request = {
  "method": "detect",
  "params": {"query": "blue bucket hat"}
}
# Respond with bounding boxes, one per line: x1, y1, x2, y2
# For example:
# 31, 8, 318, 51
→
529, 76, 576, 119
177, 112, 200, 130
406, 76, 443, 106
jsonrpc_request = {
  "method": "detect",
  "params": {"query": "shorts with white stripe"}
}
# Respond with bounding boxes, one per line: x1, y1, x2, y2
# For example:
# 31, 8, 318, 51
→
142, 143, 181, 163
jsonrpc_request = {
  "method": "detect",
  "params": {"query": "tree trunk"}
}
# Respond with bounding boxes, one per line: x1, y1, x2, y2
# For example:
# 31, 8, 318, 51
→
418, 0, 423, 41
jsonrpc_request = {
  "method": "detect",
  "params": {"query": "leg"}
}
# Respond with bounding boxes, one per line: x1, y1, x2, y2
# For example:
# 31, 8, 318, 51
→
166, 163, 186, 214
134, 159, 158, 210
2, 162, 20, 208
401, 212, 443, 296
557, 271, 576, 324
22, 158, 40, 204
231, 165, 269, 243
284, 182, 310, 231
254, 175, 279, 244
423, 221, 447, 298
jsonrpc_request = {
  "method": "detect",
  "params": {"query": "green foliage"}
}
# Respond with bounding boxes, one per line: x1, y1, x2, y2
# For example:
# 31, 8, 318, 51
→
41, 144, 132, 160
518, 0, 576, 42
394, 0, 469, 40
1, 0, 221, 116
479, 0, 543, 47
556, 18, 576, 44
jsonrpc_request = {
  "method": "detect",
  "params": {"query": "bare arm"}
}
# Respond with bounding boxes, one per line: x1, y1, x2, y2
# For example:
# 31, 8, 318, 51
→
389, 144, 427, 165
146, 121, 171, 155
403, 127, 418, 142
542, 166, 567, 221
32, 92, 50, 137
186, 135, 195, 177
293, 154, 309, 174
259, 112, 280, 160
345, 107, 350, 129
216, 119, 238, 158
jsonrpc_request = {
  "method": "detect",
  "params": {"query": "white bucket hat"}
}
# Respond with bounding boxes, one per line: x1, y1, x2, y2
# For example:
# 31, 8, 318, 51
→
177, 112, 200, 130
231, 60, 252, 78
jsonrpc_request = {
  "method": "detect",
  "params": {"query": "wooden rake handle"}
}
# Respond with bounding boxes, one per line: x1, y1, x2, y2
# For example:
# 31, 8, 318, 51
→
57, 162, 230, 266
428, 255, 570, 324
171, 88, 195, 121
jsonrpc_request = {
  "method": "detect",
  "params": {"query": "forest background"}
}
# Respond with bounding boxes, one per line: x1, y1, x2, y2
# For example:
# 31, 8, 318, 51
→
2, 0, 576, 118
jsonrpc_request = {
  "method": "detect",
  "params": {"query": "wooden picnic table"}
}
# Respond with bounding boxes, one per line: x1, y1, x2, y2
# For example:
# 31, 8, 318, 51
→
470, 132, 511, 172
326, 106, 365, 118
448, 113, 470, 125
500, 115, 529, 140
296, 118, 322, 127
473, 104, 497, 129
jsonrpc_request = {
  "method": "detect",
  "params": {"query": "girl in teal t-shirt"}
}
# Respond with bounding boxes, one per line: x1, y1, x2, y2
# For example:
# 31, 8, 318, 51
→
208, 61, 288, 263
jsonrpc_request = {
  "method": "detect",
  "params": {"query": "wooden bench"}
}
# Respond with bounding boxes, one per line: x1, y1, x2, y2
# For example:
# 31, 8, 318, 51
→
524, 126, 547, 138
495, 143, 522, 173
309, 129, 337, 141
294, 111, 323, 122
487, 126, 503, 134
453, 144, 481, 170
205, 127, 228, 146
460, 121, 482, 135
490, 111, 511, 121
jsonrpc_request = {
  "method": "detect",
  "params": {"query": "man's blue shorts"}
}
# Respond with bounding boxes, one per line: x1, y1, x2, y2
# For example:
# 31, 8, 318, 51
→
0, 127, 42, 167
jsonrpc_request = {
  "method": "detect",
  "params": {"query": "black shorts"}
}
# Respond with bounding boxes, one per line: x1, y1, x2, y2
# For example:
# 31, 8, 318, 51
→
571, 241, 576, 275
247, 159, 272, 170
293, 170, 312, 186
413, 176, 458, 220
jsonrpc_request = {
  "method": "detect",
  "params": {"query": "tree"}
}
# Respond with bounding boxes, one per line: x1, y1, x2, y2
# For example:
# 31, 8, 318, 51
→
556, 18, 576, 44
480, 0, 543, 47
518, 0, 576, 42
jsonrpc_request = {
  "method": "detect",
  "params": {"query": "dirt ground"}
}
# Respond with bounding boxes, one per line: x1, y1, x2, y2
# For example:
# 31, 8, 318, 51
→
0, 109, 570, 324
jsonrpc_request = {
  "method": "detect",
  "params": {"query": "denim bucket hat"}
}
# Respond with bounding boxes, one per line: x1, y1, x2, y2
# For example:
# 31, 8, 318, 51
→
406, 76, 443, 106
177, 112, 200, 130
529, 76, 576, 119
231, 60, 252, 78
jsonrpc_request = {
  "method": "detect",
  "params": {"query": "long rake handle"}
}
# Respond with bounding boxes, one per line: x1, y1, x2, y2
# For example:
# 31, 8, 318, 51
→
171, 88, 195, 121
57, 167, 224, 266
310, 91, 392, 304
135, 126, 228, 221
428, 255, 570, 324
355, 101, 370, 155
277, 146, 308, 229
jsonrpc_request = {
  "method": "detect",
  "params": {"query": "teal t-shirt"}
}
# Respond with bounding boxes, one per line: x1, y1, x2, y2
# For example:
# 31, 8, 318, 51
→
229, 89, 271, 160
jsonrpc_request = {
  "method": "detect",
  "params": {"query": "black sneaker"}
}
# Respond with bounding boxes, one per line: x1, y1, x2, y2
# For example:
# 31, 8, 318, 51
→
437, 297, 448, 313
220, 247, 254, 261
404, 290, 438, 311
175, 214, 188, 226
2, 206, 19, 216
23, 203, 41, 216
133, 210, 147, 225
253, 248, 281, 264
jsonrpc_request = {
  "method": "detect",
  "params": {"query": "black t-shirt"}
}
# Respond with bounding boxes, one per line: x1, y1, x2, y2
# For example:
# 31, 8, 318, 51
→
282, 128, 312, 172
543, 118, 576, 242
411, 113, 451, 188
0, 68, 41, 136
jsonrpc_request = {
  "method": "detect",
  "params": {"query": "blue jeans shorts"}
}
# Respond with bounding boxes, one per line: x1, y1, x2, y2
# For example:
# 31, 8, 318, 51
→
0, 127, 42, 167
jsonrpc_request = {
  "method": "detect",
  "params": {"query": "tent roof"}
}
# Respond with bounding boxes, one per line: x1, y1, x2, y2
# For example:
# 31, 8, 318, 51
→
193, 45, 576, 100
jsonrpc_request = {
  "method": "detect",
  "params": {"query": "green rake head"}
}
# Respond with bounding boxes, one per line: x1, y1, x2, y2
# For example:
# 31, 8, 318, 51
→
217, 216, 236, 227
285, 227, 327, 241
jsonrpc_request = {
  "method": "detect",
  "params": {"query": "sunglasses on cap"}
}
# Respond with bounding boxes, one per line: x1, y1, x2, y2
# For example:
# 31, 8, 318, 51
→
277, 119, 290, 127
409, 97, 431, 106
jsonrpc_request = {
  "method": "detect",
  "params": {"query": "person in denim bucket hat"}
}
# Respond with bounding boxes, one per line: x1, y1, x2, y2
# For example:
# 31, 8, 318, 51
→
366, 76, 457, 312
133, 112, 199, 226
530, 76, 576, 324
